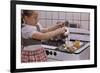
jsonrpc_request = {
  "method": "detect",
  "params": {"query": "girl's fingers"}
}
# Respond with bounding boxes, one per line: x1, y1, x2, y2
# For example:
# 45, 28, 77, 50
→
56, 22, 65, 27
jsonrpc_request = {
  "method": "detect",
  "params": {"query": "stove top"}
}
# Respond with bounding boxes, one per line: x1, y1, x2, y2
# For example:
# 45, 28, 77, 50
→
42, 39, 65, 46
42, 41, 90, 54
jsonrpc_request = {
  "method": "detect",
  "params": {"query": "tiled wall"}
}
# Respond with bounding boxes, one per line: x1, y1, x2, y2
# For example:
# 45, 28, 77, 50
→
37, 10, 90, 30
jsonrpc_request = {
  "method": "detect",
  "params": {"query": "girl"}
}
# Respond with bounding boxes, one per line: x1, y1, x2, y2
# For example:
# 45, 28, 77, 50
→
21, 10, 66, 62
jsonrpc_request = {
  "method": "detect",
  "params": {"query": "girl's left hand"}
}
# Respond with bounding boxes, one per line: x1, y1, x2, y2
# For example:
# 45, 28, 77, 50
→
56, 22, 65, 28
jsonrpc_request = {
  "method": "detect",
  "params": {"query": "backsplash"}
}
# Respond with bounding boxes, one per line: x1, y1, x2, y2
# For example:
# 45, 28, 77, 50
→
37, 10, 90, 30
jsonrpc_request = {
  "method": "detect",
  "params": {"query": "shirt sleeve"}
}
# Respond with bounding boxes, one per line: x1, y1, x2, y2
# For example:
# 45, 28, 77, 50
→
22, 26, 38, 39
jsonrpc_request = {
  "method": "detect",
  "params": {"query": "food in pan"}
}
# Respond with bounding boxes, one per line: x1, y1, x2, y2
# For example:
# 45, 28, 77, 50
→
60, 40, 80, 53
73, 40, 80, 49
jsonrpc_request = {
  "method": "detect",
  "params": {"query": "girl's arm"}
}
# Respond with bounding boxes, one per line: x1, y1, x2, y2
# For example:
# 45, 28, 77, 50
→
32, 27, 65, 40
41, 22, 64, 33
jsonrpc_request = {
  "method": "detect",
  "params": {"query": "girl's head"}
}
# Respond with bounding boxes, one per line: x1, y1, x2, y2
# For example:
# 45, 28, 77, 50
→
22, 10, 38, 26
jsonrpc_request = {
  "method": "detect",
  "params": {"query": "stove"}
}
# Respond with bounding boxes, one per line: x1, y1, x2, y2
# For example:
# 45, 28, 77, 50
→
41, 28, 90, 61
42, 41, 90, 61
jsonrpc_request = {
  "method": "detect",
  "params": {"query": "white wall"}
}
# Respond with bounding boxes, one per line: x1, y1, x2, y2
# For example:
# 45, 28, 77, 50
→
0, 0, 99, 73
